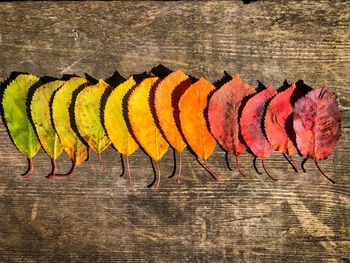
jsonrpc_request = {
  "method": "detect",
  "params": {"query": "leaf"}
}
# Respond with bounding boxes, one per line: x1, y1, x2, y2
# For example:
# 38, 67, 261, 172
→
241, 86, 277, 159
127, 77, 169, 161
293, 87, 340, 183
240, 85, 277, 180
52, 77, 88, 170
103, 76, 139, 180
74, 79, 111, 167
293, 86, 340, 160
265, 83, 304, 156
31, 80, 65, 160
154, 69, 189, 152
104, 76, 138, 156
127, 76, 169, 191
179, 78, 216, 161
208, 75, 255, 175
264, 81, 312, 173
153, 69, 190, 182
2, 74, 41, 177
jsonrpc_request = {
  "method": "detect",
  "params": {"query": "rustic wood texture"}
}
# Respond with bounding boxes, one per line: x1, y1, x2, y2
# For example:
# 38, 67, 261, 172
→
0, 1, 349, 262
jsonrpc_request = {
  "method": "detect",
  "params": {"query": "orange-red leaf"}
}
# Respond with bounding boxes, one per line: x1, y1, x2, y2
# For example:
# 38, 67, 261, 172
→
208, 75, 255, 156
154, 69, 189, 153
241, 86, 277, 159
293, 87, 340, 160
179, 78, 216, 161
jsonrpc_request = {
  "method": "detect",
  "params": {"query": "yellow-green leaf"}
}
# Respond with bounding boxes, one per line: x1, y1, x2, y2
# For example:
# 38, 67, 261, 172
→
74, 79, 111, 154
52, 77, 88, 166
103, 76, 138, 156
30, 80, 65, 160
2, 74, 41, 159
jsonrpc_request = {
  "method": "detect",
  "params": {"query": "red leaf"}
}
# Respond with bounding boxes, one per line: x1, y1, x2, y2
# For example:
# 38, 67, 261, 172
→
293, 87, 340, 161
241, 86, 277, 159
208, 75, 255, 155
265, 82, 304, 155
208, 75, 255, 175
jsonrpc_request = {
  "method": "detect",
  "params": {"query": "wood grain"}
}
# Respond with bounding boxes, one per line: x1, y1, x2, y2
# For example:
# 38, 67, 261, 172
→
0, 1, 349, 262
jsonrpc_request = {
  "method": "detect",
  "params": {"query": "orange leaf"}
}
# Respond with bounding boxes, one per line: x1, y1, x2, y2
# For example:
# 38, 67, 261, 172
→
154, 69, 189, 153
179, 78, 216, 161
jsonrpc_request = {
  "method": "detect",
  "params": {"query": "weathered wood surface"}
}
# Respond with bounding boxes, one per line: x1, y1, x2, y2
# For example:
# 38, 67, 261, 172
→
0, 1, 349, 262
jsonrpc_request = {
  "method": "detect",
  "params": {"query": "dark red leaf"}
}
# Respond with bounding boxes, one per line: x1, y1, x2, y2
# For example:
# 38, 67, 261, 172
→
293, 87, 340, 183
293, 87, 340, 161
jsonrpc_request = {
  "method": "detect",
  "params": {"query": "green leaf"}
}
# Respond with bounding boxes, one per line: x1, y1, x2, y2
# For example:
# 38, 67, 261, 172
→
2, 74, 41, 158
30, 80, 65, 160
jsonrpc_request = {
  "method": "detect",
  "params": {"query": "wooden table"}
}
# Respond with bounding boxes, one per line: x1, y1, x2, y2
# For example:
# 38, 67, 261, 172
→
0, 1, 349, 262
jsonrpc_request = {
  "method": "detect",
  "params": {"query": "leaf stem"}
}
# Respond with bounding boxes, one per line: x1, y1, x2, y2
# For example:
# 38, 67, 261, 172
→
235, 155, 245, 176
288, 154, 299, 173
148, 158, 157, 188
153, 161, 161, 192
126, 156, 132, 182
47, 160, 76, 178
176, 152, 182, 183
283, 153, 299, 173
98, 153, 106, 171
21, 158, 34, 178
168, 148, 176, 178
46, 158, 57, 178
314, 160, 335, 184
225, 152, 233, 171
119, 154, 125, 177
196, 157, 220, 181
261, 159, 277, 181
253, 156, 262, 175
301, 158, 308, 173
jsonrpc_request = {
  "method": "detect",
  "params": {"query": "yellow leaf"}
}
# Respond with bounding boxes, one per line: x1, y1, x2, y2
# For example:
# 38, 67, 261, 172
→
103, 77, 138, 157
127, 77, 169, 161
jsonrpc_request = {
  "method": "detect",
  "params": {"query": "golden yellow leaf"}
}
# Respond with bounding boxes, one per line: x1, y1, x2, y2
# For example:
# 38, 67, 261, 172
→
103, 77, 138, 157
127, 77, 169, 161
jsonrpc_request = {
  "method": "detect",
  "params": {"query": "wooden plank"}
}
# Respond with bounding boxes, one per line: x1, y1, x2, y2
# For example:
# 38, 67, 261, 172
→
0, 1, 349, 262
